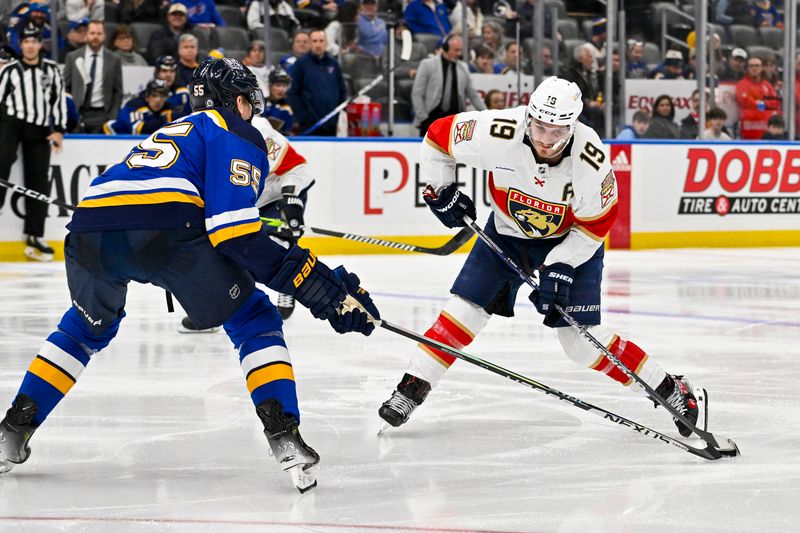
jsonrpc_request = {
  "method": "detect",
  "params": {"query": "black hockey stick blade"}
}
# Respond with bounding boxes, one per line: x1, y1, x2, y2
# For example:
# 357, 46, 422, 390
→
361, 311, 732, 461
261, 217, 474, 256
462, 216, 741, 458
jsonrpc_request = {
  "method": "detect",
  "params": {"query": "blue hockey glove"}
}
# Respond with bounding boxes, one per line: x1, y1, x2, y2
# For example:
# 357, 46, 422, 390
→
529, 263, 574, 319
269, 246, 347, 320
328, 266, 381, 336
423, 183, 476, 228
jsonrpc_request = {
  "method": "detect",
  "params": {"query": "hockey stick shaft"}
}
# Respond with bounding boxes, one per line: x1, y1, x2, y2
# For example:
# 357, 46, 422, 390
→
463, 216, 738, 455
261, 217, 474, 255
375, 316, 724, 460
0, 179, 76, 211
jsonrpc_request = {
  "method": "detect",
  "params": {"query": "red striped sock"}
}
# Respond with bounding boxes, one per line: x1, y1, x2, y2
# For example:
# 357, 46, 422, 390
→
418, 312, 474, 367
591, 336, 648, 386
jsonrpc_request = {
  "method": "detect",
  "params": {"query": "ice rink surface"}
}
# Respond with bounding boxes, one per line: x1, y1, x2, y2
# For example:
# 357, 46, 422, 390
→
1, 246, 799, 533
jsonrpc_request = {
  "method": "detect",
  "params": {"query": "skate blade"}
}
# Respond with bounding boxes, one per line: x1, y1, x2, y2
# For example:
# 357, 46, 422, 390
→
177, 326, 220, 334
0, 459, 14, 475
377, 422, 392, 436
288, 464, 317, 493
694, 386, 709, 433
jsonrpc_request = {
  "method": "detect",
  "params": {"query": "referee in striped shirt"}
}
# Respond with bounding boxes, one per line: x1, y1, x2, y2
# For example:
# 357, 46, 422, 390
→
0, 23, 66, 261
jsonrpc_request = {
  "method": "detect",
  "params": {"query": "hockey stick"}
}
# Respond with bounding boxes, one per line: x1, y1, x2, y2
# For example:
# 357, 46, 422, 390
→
300, 29, 414, 136
0, 179, 77, 211
260, 217, 474, 256
462, 216, 740, 458
370, 314, 729, 461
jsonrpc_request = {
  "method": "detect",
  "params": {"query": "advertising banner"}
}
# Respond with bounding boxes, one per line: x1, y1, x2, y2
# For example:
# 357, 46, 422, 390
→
624, 79, 738, 129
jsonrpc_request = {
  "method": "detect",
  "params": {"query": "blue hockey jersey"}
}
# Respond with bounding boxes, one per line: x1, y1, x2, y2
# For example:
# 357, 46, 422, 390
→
72, 108, 267, 243
102, 97, 175, 135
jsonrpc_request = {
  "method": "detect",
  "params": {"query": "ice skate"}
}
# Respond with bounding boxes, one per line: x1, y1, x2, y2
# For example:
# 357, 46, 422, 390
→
378, 373, 431, 430
655, 374, 701, 438
177, 316, 220, 334
0, 394, 38, 474
256, 399, 319, 493
24, 235, 54, 262
276, 293, 295, 320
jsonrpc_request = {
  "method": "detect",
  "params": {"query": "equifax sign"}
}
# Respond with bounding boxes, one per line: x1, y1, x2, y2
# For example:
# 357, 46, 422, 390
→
679, 148, 800, 216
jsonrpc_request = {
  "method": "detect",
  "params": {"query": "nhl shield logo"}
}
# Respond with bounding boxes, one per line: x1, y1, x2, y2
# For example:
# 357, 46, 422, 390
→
507, 188, 566, 238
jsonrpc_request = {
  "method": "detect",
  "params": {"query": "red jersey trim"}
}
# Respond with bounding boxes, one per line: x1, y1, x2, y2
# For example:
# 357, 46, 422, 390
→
273, 143, 307, 176
574, 201, 618, 241
425, 115, 457, 156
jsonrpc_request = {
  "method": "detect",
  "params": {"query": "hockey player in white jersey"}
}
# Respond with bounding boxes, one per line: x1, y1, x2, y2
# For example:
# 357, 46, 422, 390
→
379, 77, 702, 438
179, 114, 313, 332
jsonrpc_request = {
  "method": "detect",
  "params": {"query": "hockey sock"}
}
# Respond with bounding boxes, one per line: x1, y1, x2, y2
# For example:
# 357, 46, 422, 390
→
224, 290, 299, 422
406, 296, 490, 385
557, 326, 667, 391
16, 307, 122, 426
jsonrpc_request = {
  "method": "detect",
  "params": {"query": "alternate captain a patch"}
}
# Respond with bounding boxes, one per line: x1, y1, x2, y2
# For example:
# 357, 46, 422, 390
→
507, 188, 567, 238
453, 119, 476, 144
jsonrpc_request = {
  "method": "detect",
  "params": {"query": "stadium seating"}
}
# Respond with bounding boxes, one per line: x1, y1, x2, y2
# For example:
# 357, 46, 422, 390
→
130, 22, 161, 55
218, 5, 244, 28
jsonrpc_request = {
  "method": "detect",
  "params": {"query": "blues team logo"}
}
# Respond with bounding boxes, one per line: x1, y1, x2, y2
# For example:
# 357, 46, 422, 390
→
507, 188, 567, 238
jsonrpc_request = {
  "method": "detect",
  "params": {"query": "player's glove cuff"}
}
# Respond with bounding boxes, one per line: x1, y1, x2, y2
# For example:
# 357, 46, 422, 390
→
423, 183, 477, 228
268, 246, 346, 320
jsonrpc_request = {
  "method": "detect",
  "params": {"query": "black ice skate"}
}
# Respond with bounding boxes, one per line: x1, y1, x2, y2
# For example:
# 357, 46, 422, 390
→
0, 394, 38, 474
276, 293, 295, 320
177, 316, 220, 334
655, 374, 701, 438
378, 373, 432, 429
256, 398, 319, 493
24, 235, 54, 262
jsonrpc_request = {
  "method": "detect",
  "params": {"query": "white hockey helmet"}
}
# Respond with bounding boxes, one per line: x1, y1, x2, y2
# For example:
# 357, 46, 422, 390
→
526, 76, 583, 156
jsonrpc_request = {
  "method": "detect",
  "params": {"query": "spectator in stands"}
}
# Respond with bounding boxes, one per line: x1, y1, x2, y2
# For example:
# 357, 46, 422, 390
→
723, 0, 754, 25
4, 2, 55, 57
242, 40, 270, 95
262, 67, 294, 135
470, 45, 496, 73
498, 41, 527, 75
519, 0, 553, 40
280, 30, 311, 73
305, 0, 339, 25
588, 17, 607, 72
540, 44, 554, 76
680, 89, 710, 139
617, 109, 650, 140
484, 89, 504, 110
288, 29, 347, 136
146, 3, 193, 64
736, 55, 781, 139
247, 0, 300, 34
563, 43, 603, 134
404, 0, 451, 38
411, 34, 485, 136
63, 20, 123, 133
110, 25, 148, 66
153, 55, 191, 119
479, 21, 503, 56
762, 114, 787, 139
760, 51, 781, 90
176, 0, 225, 28
65, 0, 105, 21
752, 0, 782, 28
175, 33, 200, 86
59, 17, 89, 62
648, 49, 686, 80
626, 40, 648, 79
705, 107, 732, 139
104, 78, 175, 135
715, 0, 734, 25
719, 48, 747, 82
358, 0, 388, 57
325, 1, 360, 56
644, 94, 679, 139
449, 0, 483, 39
117, 0, 163, 24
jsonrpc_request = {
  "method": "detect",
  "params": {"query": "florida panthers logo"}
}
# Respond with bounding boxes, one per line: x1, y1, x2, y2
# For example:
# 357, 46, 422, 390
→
507, 188, 566, 238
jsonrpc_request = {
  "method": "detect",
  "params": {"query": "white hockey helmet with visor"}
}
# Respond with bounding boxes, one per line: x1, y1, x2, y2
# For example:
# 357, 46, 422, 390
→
526, 76, 583, 157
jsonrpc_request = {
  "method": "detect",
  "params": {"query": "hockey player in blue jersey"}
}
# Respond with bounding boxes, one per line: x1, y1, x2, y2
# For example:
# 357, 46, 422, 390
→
0, 57, 379, 493
153, 55, 192, 119
103, 78, 175, 135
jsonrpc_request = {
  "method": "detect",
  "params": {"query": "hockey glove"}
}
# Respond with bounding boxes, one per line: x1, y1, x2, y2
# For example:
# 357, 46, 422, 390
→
328, 266, 381, 336
278, 194, 305, 239
269, 246, 347, 320
423, 183, 476, 228
529, 263, 574, 322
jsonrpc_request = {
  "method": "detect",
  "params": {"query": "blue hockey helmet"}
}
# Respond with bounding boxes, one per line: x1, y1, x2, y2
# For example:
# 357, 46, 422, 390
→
189, 58, 264, 119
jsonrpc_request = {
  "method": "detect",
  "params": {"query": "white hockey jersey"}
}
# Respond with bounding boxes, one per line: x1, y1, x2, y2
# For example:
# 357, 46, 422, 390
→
251, 116, 314, 207
421, 106, 618, 268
